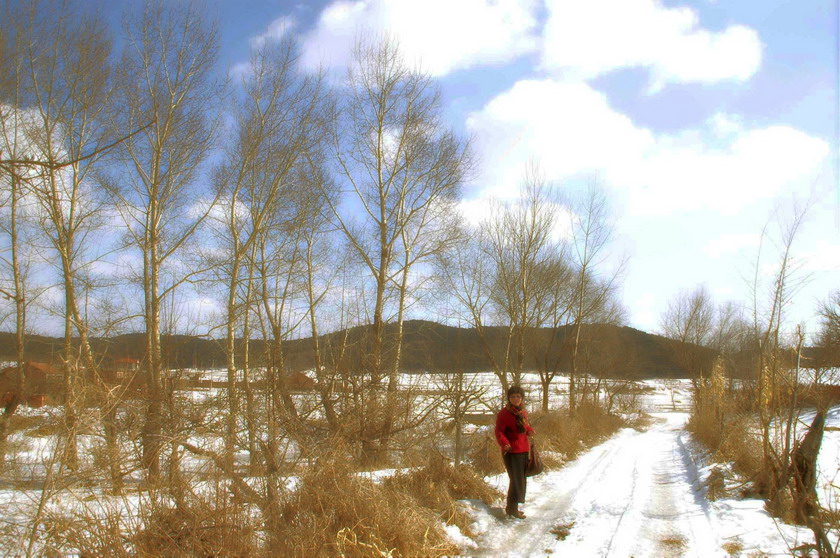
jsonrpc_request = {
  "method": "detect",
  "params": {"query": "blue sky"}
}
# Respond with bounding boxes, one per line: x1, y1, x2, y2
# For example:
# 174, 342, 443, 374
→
84, 0, 839, 337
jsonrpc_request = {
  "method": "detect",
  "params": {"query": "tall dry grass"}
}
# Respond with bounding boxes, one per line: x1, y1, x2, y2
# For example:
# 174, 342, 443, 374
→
687, 361, 768, 497
468, 401, 625, 473
273, 451, 462, 557
385, 453, 501, 535
530, 402, 625, 466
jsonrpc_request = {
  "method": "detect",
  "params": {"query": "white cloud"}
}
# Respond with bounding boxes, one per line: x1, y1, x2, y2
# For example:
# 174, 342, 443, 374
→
250, 16, 297, 50
466, 79, 830, 216
299, 0, 540, 76
541, 0, 762, 90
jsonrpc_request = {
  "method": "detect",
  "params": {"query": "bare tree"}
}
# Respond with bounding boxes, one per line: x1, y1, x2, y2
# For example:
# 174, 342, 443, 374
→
109, 1, 221, 484
325, 37, 470, 463
0, 101, 41, 467
816, 291, 840, 370
441, 169, 567, 402
0, 2, 125, 477
566, 183, 623, 413
483, 169, 564, 390
748, 206, 811, 508
210, 38, 324, 474
660, 285, 716, 407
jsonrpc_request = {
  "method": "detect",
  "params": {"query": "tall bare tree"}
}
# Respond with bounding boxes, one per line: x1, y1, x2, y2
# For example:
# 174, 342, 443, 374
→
749, 206, 810, 499
0, 2, 124, 475
0, 102, 40, 466
109, 1, 221, 483
211, 38, 324, 472
566, 184, 622, 413
326, 37, 470, 463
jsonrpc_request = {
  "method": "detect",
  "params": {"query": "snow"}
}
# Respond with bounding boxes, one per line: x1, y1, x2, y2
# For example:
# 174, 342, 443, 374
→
460, 400, 840, 556
2, 375, 839, 556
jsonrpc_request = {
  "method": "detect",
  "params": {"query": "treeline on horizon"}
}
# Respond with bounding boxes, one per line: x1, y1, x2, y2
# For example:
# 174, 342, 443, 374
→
2, 320, 837, 379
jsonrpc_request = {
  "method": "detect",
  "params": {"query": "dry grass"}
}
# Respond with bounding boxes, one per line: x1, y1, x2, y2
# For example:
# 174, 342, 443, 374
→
722, 539, 744, 556
275, 451, 460, 557
530, 402, 625, 463
132, 495, 257, 558
659, 533, 687, 551
468, 432, 506, 475
385, 453, 501, 536
550, 521, 574, 541
42, 506, 133, 557
38, 484, 258, 557
386, 453, 500, 509
704, 466, 726, 501
689, 405, 767, 497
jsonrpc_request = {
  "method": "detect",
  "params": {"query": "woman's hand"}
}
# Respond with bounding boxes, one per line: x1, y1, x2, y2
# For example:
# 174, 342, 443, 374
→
502, 444, 511, 453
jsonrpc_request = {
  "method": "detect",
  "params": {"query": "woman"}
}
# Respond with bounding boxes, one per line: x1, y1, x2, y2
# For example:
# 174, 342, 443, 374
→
495, 385, 535, 519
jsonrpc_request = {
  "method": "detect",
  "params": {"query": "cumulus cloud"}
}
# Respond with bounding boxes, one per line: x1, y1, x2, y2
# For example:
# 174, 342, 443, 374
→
298, 0, 540, 76
466, 79, 830, 216
541, 0, 762, 90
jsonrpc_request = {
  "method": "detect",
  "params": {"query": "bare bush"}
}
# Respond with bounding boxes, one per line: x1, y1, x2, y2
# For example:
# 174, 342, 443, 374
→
386, 452, 501, 509
531, 403, 624, 466
275, 450, 459, 557
132, 493, 258, 558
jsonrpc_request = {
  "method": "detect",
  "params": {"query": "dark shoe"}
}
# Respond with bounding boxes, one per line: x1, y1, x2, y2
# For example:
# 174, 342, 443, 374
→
506, 505, 526, 520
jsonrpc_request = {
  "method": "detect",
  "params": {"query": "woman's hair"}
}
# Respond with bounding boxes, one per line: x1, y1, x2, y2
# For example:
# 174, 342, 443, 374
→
507, 385, 525, 398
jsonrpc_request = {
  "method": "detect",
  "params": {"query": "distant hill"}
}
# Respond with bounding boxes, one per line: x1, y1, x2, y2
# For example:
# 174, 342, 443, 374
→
0, 320, 738, 379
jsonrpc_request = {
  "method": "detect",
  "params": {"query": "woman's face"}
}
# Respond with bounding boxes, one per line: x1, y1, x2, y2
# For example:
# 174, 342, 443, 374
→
508, 393, 523, 406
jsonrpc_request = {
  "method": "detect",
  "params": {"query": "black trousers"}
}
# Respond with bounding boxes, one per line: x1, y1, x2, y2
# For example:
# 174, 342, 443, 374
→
503, 451, 529, 507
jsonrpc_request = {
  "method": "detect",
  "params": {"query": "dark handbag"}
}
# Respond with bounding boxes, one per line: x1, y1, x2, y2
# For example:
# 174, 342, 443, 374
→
526, 442, 543, 477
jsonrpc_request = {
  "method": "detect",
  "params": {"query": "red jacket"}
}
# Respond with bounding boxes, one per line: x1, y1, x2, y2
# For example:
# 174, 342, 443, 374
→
495, 406, 535, 454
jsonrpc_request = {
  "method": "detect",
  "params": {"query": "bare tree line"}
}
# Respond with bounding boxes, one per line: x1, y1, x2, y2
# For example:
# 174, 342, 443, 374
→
0, 0, 625, 500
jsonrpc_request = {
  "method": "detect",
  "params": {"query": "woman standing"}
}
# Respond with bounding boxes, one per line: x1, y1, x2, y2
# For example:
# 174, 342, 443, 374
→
495, 385, 535, 519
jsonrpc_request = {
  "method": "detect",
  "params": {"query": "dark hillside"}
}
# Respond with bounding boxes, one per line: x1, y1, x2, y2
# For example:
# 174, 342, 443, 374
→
0, 320, 730, 379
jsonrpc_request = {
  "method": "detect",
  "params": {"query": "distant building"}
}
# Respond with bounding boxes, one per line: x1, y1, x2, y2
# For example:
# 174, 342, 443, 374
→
0, 361, 63, 408
288, 371, 316, 391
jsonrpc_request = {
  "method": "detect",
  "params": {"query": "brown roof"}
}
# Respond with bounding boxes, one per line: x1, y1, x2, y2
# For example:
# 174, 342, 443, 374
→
1, 361, 61, 375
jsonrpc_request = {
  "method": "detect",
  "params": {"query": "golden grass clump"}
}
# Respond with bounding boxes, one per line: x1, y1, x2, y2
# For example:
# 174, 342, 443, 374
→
385, 453, 500, 509
384, 453, 502, 536
132, 495, 257, 558
275, 452, 460, 557
531, 402, 625, 463
467, 433, 506, 475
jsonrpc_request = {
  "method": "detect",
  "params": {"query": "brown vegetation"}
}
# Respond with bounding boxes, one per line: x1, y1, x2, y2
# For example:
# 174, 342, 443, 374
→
530, 403, 626, 466
276, 452, 461, 557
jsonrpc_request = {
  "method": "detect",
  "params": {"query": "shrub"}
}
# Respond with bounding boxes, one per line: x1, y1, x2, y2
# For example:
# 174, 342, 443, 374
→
467, 432, 505, 475
385, 453, 501, 536
274, 451, 459, 557
132, 493, 257, 557
530, 402, 624, 464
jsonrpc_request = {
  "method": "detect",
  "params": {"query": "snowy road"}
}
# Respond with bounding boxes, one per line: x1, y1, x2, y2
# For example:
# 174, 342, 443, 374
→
466, 411, 807, 557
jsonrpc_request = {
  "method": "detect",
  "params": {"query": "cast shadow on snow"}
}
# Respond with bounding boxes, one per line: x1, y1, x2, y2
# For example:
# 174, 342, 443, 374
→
465, 498, 511, 521
675, 432, 715, 518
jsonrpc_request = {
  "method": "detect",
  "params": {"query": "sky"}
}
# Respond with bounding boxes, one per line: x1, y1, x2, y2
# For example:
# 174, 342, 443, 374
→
83, 0, 839, 338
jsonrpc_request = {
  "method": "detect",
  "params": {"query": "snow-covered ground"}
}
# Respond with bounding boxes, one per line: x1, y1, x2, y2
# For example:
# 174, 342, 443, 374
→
457, 380, 840, 557
1, 374, 838, 556
462, 411, 829, 557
